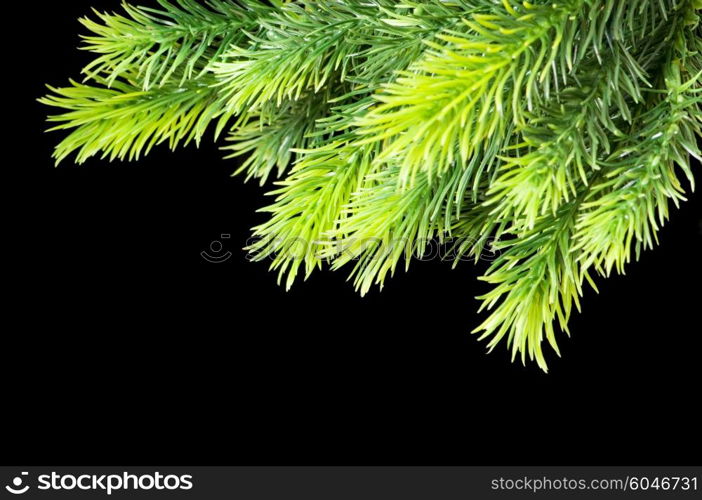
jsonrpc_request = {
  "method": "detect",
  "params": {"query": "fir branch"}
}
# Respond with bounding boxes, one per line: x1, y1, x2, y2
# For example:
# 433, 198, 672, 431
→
472, 2, 702, 369
246, 138, 376, 290
240, 2, 476, 287
483, 41, 653, 230
222, 90, 333, 185
41, 0, 702, 371
355, 0, 592, 186
326, 130, 512, 295
474, 186, 601, 372
574, 29, 702, 275
40, 73, 232, 164
80, 0, 269, 89
212, 1, 367, 112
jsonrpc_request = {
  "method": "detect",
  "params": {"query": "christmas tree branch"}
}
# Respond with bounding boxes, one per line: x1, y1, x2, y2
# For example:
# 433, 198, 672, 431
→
41, 0, 702, 370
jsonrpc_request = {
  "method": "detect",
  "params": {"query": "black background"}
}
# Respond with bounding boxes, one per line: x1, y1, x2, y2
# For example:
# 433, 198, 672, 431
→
7, 1, 701, 465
